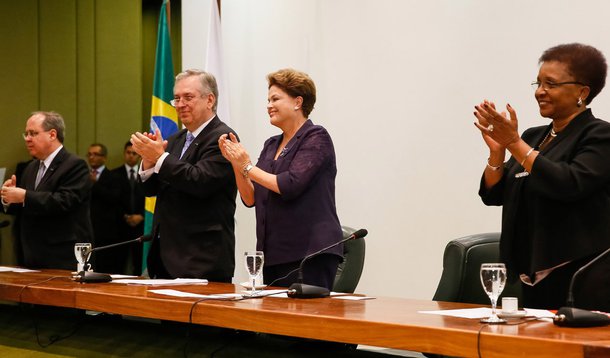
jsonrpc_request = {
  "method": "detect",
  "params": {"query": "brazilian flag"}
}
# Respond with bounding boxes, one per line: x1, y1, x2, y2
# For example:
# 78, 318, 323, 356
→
143, 0, 177, 274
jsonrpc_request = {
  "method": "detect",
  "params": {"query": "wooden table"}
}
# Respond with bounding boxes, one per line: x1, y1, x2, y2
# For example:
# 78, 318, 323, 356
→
1, 269, 609, 358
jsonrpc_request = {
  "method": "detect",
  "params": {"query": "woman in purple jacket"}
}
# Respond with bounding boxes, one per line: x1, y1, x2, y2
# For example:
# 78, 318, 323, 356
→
219, 69, 342, 289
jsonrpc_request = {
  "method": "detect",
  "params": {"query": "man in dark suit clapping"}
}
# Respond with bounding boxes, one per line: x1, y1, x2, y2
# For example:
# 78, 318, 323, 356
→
131, 69, 237, 282
1, 111, 93, 270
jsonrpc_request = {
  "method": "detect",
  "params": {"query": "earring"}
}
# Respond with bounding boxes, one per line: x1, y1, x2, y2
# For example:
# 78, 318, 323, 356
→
294, 106, 300, 110
577, 98, 583, 107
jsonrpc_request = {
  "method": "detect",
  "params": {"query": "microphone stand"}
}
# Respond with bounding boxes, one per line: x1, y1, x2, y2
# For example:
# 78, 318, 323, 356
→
553, 247, 610, 327
74, 235, 150, 283
288, 229, 367, 299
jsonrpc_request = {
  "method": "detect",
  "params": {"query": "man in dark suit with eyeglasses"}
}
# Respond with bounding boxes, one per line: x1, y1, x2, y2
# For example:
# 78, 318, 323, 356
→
131, 69, 237, 282
1, 111, 92, 270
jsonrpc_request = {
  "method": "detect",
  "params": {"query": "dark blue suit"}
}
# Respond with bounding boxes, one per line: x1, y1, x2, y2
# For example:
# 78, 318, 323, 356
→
142, 116, 237, 281
5, 148, 93, 270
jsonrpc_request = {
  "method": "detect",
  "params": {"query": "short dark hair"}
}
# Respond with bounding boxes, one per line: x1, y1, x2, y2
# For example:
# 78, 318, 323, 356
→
89, 143, 108, 157
267, 69, 316, 117
124, 141, 133, 150
539, 43, 607, 104
32, 111, 65, 143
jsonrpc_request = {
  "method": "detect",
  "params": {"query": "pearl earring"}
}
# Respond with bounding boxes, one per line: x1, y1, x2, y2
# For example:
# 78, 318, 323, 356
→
294, 106, 300, 110
577, 98, 583, 107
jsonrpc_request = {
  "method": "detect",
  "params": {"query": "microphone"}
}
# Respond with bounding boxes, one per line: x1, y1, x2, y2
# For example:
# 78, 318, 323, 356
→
86, 234, 152, 256
74, 234, 151, 283
553, 247, 610, 327
288, 228, 368, 299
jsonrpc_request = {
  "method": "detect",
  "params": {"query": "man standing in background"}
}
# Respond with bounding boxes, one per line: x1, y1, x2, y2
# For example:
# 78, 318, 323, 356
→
1, 111, 92, 270
112, 141, 145, 275
131, 69, 237, 282
87, 143, 121, 273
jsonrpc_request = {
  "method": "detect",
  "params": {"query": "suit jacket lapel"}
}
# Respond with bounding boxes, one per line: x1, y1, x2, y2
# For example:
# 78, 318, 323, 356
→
23, 160, 39, 190
181, 116, 219, 161
170, 129, 188, 158
37, 148, 67, 189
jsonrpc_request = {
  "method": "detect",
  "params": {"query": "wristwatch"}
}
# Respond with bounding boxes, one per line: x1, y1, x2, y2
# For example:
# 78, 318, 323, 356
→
243, 163, 254, 178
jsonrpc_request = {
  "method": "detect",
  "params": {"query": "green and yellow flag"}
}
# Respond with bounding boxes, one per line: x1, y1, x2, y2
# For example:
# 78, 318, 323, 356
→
143, 0, 177, 273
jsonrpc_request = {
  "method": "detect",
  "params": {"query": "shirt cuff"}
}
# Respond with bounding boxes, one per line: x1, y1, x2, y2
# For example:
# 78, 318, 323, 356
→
139, 152, 169, 181
154, 152, 169, 173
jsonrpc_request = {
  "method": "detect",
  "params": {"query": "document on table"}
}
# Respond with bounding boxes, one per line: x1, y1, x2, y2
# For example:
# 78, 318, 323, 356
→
418, 307, 555, 319
149, 289, 242, 300
111, 278, 208, 285
0, 266, 40, 273
331, 294, 376, 300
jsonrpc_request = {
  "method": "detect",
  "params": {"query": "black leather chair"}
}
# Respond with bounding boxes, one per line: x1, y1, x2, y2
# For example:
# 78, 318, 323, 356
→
332, 226, 366, 293
433, 232, 521, 305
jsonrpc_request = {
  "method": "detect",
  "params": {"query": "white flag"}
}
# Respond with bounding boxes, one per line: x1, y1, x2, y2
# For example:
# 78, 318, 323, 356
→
205, 0, 230, 125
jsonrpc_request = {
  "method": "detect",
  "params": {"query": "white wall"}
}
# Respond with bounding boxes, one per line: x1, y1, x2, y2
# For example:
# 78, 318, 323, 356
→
182, 0, 610, 299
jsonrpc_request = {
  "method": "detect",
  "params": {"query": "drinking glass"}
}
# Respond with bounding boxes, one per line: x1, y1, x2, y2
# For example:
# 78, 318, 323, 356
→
74, 243, 92, 273
244, 251, 264, 295
480, 263, 507, 323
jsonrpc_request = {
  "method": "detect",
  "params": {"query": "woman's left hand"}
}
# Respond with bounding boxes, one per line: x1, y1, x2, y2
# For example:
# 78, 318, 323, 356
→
474, 100, 520, 147
218, 133, 251, 168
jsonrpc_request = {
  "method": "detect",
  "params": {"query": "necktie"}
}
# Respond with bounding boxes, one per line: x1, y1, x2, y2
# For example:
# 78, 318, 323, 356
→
129, 168, 136, 212
91, 168, 98, 181
129, 168, 136, 185
180, 132, 195, 159
34, 162, 46, 189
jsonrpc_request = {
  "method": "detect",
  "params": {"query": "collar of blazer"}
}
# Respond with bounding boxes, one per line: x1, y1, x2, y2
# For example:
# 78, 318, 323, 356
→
34, 147, 67, 189
178, 116, 220, 159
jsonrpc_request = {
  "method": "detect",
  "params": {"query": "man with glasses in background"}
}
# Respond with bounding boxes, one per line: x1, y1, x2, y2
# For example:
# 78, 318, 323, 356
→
131, 69, 238, 282
1, 111, 92, 270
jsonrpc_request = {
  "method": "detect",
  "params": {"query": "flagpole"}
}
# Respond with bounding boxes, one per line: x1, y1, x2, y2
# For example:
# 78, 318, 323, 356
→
166, 0, 171, 34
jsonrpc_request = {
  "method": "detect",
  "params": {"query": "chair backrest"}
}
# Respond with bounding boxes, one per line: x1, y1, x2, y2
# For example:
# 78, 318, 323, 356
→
432, 232, 522, 305
332, 226, 366, 293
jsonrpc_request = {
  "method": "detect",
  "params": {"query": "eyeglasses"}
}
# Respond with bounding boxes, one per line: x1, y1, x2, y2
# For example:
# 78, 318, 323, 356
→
87, 152, 105, 157
531, 80, 586, 91
170, 94, 205, 107
22, 130, 49, 139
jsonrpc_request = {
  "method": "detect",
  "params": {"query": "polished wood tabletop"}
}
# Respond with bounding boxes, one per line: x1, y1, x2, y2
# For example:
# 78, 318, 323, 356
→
1, 269, 609, 358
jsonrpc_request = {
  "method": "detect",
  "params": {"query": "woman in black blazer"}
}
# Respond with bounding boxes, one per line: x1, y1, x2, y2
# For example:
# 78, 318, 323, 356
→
474, 43, 610, 311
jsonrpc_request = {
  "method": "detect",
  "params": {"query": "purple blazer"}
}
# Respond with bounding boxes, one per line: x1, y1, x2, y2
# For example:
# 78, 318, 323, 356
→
252, 120, 343, 266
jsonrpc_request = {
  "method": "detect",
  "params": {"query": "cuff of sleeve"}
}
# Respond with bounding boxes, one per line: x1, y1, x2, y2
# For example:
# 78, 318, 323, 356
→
154, 152, 169, 173
139, 164, 155, 182
276, 171, 290, 197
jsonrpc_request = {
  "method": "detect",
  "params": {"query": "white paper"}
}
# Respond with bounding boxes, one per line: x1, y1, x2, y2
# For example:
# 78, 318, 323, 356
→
240, 289, 288, 297
111, 278, 208, 285
332, 295, 376, 301
109, 274, 139, 279
149, 289, 241, 300
0, 266, 40, 273
419, 307, 555, 319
